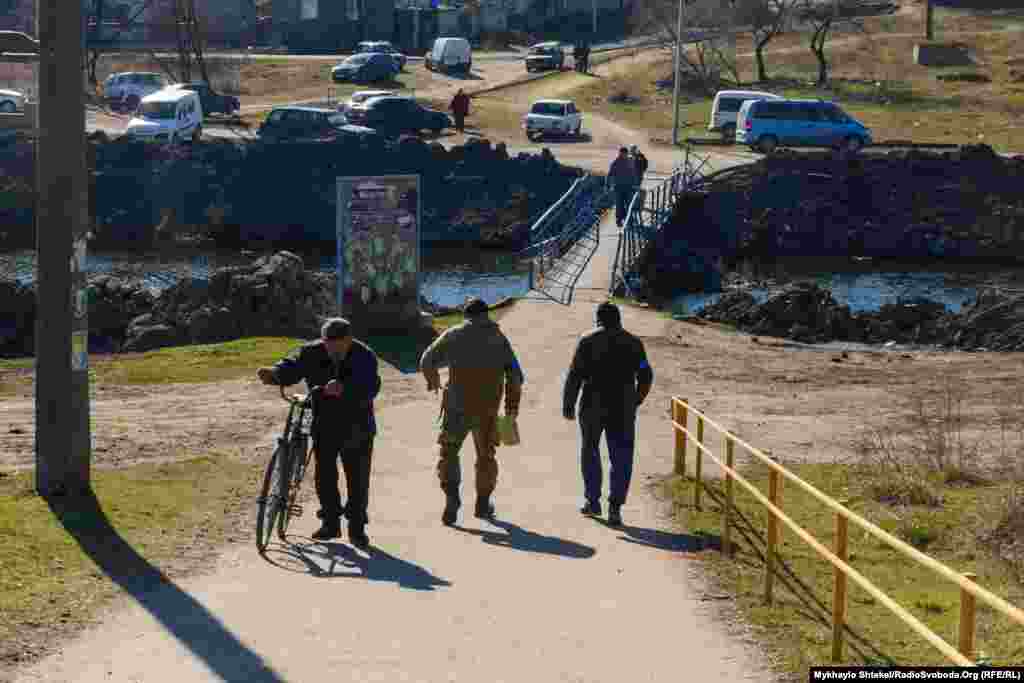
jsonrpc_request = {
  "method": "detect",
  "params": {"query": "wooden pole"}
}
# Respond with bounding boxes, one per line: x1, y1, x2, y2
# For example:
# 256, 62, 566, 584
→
723, 436, 734, 556
694, 415, 704, 510
959, 572, 977, 659
924, 0, 934, 41
674, 398, 688, 476
35, 0, 92, 496
765, 465, 781, 604
831, 504, 850, 662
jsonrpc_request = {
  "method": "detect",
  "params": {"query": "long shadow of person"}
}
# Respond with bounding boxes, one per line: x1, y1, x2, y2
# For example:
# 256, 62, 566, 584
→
45, 491, 287, 682
266, 539, 452, 591
587, 517, 709, 553
454, 519, 596, 559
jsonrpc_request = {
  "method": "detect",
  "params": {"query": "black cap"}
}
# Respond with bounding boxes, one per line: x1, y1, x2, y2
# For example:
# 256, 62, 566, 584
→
596, 301, 621, 328
464, 297, 489, 316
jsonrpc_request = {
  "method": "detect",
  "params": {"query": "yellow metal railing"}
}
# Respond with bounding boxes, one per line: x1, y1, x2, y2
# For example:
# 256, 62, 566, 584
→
670, 396, 1024, 665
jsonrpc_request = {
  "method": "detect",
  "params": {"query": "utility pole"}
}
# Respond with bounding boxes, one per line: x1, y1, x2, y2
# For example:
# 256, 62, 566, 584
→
592, 0, 598, 38
671, 0, 685, 146
924, 0, 934, 41
35, 0, 92, 496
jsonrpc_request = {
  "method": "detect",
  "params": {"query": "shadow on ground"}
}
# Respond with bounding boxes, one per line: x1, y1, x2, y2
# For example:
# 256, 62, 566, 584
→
587, 516, 713, 552
454, 518, 596, 558
262, 537, 452, 590
45, 491, 287, 682
362, 326, 437, 375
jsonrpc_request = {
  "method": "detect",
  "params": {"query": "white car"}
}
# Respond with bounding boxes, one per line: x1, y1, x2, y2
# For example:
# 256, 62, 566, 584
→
124, 89, 203, 144
103, 71, 167, 110
0, 89, 25, 114
340, 89, 396, 115
523, 99, 583, 141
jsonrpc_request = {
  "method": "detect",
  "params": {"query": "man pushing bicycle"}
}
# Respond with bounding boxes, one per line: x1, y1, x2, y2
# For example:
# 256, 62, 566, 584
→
257, 318, 381, 547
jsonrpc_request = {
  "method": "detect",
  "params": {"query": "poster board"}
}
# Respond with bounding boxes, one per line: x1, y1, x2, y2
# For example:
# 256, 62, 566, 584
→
336, 175, 422, 330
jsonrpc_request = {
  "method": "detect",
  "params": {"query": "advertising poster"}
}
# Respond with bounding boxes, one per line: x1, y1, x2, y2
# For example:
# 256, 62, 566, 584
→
336, 175, 421, 325
70, 234, 89, 371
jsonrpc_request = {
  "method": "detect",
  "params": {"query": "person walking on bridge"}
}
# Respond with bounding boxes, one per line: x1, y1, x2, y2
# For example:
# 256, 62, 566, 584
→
420, 297, 525, 526
608, 147, 637, 228
562, 301, 653, 527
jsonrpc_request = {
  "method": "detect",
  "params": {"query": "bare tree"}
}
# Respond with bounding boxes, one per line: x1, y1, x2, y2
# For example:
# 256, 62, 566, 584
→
797, 0, 895, 86
734, 0, 799, 83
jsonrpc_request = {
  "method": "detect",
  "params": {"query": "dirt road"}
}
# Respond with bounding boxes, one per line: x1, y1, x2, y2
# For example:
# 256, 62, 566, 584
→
9, 210, 777, 683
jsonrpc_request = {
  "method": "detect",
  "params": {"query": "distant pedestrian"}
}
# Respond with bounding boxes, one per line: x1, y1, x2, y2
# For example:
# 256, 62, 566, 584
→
607, 147, 637, 227
581, 43, 591, 73
630, 145, 648, 183
450, 88, 470, 134
562, 301, 653, 527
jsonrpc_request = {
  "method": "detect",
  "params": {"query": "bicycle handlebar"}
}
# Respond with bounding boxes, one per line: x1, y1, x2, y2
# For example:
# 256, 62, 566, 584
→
279, 384, 322, 405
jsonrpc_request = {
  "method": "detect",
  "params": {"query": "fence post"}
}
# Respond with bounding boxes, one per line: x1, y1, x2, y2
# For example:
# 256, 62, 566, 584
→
694, 415, 704, 510
959, 572, 978, 660
831, 501, 850, 662
673, 398, 688, 476
723, 436, 734, 556
765, 461, 782, 605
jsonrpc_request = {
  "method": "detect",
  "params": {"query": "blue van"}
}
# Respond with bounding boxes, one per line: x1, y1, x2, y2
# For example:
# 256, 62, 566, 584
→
735, 98, 872, 154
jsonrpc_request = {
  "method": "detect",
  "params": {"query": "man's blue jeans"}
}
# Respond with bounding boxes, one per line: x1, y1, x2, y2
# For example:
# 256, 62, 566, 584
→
579, 414, 636, 508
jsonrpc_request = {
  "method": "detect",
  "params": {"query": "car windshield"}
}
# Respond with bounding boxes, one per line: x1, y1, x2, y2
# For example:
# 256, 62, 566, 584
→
531, 102, 565, 116
530, 46, 552, 54
346, 55, 371, 65
139, 101, 177, 119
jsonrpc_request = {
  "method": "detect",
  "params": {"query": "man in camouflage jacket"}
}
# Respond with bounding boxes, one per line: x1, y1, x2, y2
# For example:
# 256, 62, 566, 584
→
419, 298, 524, 526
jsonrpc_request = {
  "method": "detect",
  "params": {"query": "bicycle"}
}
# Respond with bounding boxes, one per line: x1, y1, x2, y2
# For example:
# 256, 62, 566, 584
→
256, 385, 319, 553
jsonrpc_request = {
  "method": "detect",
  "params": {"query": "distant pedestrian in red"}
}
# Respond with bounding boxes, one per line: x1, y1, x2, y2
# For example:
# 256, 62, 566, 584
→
450, 88, 470, 134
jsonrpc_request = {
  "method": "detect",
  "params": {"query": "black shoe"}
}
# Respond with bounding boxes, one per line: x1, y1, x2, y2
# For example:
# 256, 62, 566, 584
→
312, 521, 341, 540
474, 497, 495, 519
580, 500, 601, 516
442, 493, 461, 526
349, 525, 370, 550
608, 506, 623, 527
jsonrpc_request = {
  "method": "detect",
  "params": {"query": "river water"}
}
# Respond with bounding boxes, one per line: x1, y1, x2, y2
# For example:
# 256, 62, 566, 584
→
0, 246, 532, 311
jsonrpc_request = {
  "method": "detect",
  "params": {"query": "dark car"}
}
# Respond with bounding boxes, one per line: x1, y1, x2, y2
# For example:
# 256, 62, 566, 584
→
525, 42, 564, 72
344, 96, 451, 138
331, 53, 399, 84
356, 41, 407, 71
257, 106, 378, 142
168, 81, 240, 116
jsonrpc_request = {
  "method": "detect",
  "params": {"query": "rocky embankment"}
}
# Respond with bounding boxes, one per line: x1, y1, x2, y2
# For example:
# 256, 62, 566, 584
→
0, 134, 579, 249
697, 282, 1024, 350
0, 251, 471, 358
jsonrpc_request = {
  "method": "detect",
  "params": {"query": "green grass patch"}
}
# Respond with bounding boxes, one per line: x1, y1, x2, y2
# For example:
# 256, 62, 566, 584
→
664, 462, 1024, 677
0, 453, 257, 663
431, 297, 519, 333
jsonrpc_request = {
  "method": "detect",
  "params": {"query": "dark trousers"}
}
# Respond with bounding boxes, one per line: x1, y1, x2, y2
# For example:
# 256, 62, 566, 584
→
453, 112, 465, 132
614, 186, 633, 226
579, 412, 636, 508
314, 434, 373, 528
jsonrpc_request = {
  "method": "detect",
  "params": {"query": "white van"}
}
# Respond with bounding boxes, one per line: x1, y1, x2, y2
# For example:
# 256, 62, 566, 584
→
425, 37, 472, 74
124, 89, 203, 144
708, 89, 782, 142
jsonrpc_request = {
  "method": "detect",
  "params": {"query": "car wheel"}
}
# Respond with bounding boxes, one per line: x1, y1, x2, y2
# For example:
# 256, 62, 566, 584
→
757, 135, 778, 155
844, 135, 863, 153
574, 122, 582, 138
0, 101, 15, 113
721, 124, 736, 144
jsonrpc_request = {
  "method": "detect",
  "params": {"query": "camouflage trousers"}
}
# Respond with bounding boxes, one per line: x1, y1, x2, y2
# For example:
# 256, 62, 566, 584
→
436, 411, 500, 498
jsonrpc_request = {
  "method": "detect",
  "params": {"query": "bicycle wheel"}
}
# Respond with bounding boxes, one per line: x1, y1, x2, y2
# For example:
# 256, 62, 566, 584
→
278, 435, 308, 539
256, 444, 288, 553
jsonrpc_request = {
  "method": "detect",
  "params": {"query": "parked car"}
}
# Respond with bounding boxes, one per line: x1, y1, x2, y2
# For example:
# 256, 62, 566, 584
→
345, 96, 451, 137
0, 88, 25, 114
331, 53, 399, 83
708, 89, 781, 142
523, 99, 583, 141
425, 37, 472, 74
166, 81, 240, 116
736, 98, 873, 154
123, 88, 203, 144
340, 89, 397, 115
103, 72, 167, 111
525, 42, 564, 72
257, 105, 376, 142
356, 41, 407, 71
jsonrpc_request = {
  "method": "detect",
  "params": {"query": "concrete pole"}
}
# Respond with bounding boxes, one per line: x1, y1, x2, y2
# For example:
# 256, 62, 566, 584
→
924, 0, 934, 41
670, 0, 685, 146
35, 0, 92, 496
592, 0, 598, 38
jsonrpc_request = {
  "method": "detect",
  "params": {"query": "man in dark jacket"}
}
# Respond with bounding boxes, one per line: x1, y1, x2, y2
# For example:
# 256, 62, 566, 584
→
608, 147, 637, 228
420, 297, 524, 526
631, 145, 649, 182
257, 317, 381, 547
562, 301, 653, 526
450, 88, 470, 134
